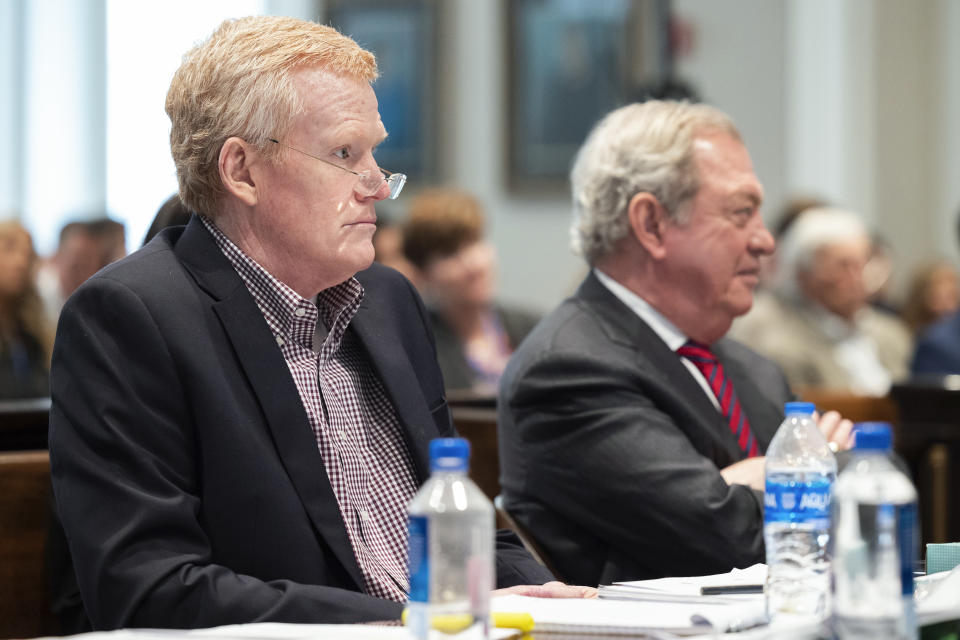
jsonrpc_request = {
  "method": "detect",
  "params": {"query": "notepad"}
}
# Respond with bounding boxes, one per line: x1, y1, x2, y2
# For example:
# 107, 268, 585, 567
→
492, 593, 768, 635
916, 564, 960, 627
598, 564, 768, 604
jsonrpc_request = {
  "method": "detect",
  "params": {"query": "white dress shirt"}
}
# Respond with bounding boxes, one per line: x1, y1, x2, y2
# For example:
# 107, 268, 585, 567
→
594, 268, 720, 410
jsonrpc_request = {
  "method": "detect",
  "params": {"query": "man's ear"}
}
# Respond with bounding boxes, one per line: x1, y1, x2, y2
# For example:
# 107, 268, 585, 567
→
627, 192, 669, 260
219, 137, 259, 207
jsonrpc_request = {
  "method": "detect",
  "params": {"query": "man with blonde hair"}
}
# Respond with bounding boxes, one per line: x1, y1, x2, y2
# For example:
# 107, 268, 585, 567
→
49, 16, 569, 630
498, 100, 852, 585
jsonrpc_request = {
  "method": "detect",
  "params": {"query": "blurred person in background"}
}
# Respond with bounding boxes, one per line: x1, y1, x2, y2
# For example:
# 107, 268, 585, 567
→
910, 208, 960, 375
402, 188, 540, 393
864, 233, 899, 315
87, 217, 127, 265
768, 196, 830, 278
735, 196, 829, 338
735, 207, 911, 394
36, 222, 101, 325
371, 215, 418, 286
901, 261, 960, 336
0, 220, 53, 398
36, 218, 126, 326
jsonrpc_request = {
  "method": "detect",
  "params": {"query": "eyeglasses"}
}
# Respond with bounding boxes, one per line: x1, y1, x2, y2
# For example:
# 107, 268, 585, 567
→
267, 138, 407, 199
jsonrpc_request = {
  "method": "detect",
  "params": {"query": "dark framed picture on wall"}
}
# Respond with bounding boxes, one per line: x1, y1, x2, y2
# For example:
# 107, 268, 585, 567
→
326, 0, 440, 183
506, 0, 673, 192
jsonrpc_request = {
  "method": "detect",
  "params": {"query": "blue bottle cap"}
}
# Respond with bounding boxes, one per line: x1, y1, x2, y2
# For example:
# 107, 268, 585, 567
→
853, 422, 893, 451
430, 438, 470, 472
784, 401, 816, 416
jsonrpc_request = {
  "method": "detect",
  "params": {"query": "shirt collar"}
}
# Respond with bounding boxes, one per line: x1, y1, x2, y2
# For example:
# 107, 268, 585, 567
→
200, 216, 363, 350
593, 268, 689, 351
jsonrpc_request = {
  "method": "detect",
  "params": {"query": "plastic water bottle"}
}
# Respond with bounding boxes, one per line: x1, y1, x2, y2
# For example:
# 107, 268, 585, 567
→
832, 423, 918, 640
407, 438, 494, 640
764, 401, 837, 619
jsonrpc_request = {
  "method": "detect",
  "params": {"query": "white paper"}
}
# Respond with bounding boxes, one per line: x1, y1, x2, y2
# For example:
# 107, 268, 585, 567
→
916, 564, 960, 625
612, 563, 768, 596
42, 622, 517, 640
492, 593, 767, 635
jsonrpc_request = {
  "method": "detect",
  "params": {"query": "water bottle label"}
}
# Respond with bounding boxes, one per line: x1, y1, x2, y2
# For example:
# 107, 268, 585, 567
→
897, 502, 917, 597
408, 515, 429, 603
764, 476, 832, 524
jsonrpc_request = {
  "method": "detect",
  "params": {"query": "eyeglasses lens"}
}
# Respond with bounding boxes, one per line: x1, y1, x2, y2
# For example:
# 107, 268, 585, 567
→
386, 174, 406, 200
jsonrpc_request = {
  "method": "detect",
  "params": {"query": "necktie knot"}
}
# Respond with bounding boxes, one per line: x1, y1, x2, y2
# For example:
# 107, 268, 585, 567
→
676, 340, 717, 364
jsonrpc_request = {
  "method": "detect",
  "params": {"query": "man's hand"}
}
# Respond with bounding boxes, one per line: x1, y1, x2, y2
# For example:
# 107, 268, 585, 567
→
720, 456, 766, 491
816, 410, 855, 452
492, 581, 598, 599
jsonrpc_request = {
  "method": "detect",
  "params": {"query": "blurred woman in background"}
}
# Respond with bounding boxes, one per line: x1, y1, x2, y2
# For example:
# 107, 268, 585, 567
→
402, 188, 539, 394
0, 220, 53, 398
901, 260, 960, 335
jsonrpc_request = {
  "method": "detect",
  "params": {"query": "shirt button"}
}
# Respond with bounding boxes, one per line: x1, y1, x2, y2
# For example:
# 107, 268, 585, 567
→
275, 336, 285, 346
359, 509, 370, 523
295, 308, 306, 317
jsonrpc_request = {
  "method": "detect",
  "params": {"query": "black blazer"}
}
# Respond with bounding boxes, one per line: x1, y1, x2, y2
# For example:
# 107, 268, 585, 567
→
429, 305, 540, 392
498, 272, 792, 586
49, 217, 551, 630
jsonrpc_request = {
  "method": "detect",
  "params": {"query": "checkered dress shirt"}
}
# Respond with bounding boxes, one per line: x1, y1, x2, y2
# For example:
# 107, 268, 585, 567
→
202, 217, 418, 603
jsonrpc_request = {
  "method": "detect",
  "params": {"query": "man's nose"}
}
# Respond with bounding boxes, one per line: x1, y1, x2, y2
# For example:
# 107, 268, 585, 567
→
369, 175, 391, 201
749, 221, 776, 255
355, 159, 390, 201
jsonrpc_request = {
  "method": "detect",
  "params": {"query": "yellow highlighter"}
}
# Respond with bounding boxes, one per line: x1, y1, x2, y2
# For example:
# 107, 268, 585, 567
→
492, 612, 535, 633
402, 609, 535, 634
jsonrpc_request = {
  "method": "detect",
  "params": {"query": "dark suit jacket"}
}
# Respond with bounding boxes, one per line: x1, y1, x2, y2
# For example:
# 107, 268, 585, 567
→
498, 272, 792, 586
911, 310, 960, 375
0, 331, 49, 399
49, 217, 551, 630
430, 306, 540, 391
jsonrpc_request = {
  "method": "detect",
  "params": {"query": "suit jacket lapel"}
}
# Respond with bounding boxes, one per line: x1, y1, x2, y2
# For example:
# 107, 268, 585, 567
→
174, 217, 366, 590
575, 273, 733, 454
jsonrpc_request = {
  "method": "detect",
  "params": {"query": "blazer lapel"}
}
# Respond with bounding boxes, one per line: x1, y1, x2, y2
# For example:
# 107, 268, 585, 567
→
175, 217, 367, 590
576, 273, 727, 439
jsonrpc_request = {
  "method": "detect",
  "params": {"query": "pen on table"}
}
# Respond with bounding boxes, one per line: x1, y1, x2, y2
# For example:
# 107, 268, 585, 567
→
700, 583, 765, 595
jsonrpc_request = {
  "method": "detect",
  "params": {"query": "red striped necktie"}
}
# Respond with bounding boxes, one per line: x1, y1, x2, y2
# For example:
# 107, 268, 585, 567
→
676, 340, 760, 458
